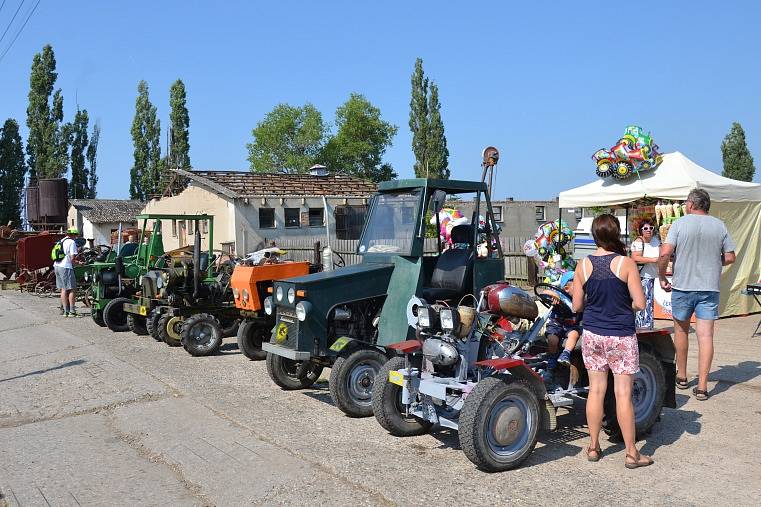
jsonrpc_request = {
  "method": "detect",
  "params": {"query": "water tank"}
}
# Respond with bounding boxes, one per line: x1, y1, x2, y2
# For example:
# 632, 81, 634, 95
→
38, 178, 68, 223
26, 185, 40, 223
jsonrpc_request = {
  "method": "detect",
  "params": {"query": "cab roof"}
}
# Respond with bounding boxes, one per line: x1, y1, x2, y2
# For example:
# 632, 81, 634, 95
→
378, 178, 487, 194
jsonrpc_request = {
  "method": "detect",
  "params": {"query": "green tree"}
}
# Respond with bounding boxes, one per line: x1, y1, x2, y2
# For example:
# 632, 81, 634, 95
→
168, 79, 190, 169
247, 103, 327, 173
721, 122, 756, 182
130, 80, 162, 200
426, 82, 449, 179
0, 119, 26, 227
85, 122, 100, 198
409, 58, 429, 177
26, 45, 68, 179
68, 109, 89, 199
319, 93, 398, 182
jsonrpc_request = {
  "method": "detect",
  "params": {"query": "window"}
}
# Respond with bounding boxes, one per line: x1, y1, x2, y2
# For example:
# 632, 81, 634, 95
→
188, 220, 194, 235
358, 192, 419, 254
201, 220, 208, 234
308, 208, 324, 227
335, 205, 367, 240
284, 208, 300, 228
259, 208, 275, 229
535, 206, 545, 222
492, 205, 503, 223
172, 220, 177, 237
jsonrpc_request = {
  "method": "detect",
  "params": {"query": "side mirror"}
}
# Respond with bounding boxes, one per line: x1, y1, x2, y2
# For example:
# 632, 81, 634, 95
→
431, 189, 447, 214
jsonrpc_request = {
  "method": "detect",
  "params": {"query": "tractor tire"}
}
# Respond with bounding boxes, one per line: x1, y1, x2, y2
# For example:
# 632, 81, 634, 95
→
372, 356, 432, 436
146, 309, 163, 341
103, 297, 131, 332
329, 347, 388, 417
221, 319, 241, 338
181, 313, 223, 357
459, 376, 540, 472
595, 161, 612, 178
127, 314, 148, 335
266, 353, 323, 390
158, 313, 183, 347
236, 320, 268, 360
91, 309, 106, 327
603, 348, 665, 439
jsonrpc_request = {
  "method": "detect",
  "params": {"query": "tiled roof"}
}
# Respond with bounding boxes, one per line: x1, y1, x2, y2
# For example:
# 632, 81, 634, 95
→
69, 199, 144, 224
176, 169, 377, 199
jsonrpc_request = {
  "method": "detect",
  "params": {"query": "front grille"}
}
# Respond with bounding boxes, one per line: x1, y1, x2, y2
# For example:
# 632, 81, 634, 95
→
273, 310, 299, 350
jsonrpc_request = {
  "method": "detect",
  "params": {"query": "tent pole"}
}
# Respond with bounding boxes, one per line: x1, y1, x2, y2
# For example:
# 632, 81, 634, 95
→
625, 206, 630, 252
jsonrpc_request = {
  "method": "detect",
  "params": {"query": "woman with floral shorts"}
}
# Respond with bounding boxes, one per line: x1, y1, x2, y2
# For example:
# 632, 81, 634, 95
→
571, 214, 653, 469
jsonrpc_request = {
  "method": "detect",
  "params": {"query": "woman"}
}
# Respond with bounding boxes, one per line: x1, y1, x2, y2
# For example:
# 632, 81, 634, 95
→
572, 214, 652, 469
630, 217, 660, 330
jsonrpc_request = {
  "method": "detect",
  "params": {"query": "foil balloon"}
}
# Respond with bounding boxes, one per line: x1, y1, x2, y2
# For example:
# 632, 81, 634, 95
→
525, 220, 576, 284
592, 125, 663, 180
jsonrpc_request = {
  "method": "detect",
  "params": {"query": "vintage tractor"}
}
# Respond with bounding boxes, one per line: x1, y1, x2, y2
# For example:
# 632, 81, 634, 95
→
372, 283, 676, 471
262, 150, 506, 417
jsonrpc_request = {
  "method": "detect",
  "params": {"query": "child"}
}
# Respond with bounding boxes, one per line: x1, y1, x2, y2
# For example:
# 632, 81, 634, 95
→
545, 271, 582, 366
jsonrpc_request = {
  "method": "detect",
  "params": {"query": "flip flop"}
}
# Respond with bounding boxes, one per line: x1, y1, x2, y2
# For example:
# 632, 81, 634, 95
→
586, 446, 602, 462
676, 377, 689, 389
625, 452, 654, 469
692, 387, 709, 401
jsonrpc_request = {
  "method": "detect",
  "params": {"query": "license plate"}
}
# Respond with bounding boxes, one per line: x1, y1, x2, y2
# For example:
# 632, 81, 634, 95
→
329, 336, 351, 352
139, 306, 148, 316
388, 370, 404, 386
275, 322, 288, 343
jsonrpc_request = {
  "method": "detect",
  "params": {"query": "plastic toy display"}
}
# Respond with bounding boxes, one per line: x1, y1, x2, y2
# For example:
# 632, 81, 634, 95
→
592, 125, 663, 180
523, 220, 576, 285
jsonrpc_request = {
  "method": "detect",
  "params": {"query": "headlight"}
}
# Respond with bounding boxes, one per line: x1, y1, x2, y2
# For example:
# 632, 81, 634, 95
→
156, 276, 164, 289
84, 271, 90, 282
276, 286, 284, 301
232, 287, 240, 299
242, 289, 250, 301
287, 287, 296, 304
264, 296, 273, 315
296, 301, 311, 321
440, 308, 460, 332
418, 306, 437, 328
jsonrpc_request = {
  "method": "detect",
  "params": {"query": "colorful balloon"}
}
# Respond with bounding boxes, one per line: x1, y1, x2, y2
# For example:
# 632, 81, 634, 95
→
592, 125, 662, 180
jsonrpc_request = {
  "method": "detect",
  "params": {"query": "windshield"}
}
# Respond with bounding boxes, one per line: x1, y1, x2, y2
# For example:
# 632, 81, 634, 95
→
358, 191, 421, 255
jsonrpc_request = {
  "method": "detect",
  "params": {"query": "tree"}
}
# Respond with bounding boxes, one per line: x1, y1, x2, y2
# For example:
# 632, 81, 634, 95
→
409, 58, 429, 177
130, 81, 162, 200
85, 122, 100, 198
721, 122, 756, 182
426, 82, 449, 179
168, 79, 190, 169
68, 109, 89, 199
26, 45, 68, 180
0, 119, 26, 227
319, 93, 398, 182
247, 103, 327, 173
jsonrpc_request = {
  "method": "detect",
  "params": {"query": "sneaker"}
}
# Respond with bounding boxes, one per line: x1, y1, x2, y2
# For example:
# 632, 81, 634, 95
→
63, 312, 70, 318
69, 311, 79, 318
558, 349, 572, 366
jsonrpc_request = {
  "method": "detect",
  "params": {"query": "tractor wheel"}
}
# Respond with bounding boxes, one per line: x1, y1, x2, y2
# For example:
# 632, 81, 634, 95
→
127, 314, 148, 336
181, 313, 223, 357
221, 319, 241, 338
329, 347, 388, 418
459, 376, 540, 472
146, 309, 163, 341
266, 354, 323, 390
103, 297, 131, 332
236, 320, 268, 360
372, 356, 432, 436
91, 309, 106, 327
158, 313, 183, 347
595, 161, 612, 178
603, 348, 665, 439
614, 161, 633, 179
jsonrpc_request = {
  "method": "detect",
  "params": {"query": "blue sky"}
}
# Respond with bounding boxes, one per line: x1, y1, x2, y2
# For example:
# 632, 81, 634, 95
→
1, 0, 760, 201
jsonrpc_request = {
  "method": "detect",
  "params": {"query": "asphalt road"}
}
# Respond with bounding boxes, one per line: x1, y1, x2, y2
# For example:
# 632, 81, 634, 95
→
1, 291, 760, 506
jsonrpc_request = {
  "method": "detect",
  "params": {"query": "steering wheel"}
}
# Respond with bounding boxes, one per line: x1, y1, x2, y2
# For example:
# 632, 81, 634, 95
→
534, 282, 573, 312
333, 251, 346, 268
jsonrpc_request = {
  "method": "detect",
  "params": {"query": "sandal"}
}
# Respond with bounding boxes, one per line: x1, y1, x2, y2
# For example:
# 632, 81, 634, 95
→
586, 446, 602, 462
692, 387, 709, 401
676, 377, 689, 389
625, 452, 654, 469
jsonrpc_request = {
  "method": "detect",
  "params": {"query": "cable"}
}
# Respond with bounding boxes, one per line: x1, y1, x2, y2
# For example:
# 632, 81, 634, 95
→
0, 0, 40, 64
0, 0, 25, 46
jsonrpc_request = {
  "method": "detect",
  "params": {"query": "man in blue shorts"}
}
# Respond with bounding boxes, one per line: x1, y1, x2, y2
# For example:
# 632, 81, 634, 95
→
658, 189, 736, 400
54, 227, 81, 317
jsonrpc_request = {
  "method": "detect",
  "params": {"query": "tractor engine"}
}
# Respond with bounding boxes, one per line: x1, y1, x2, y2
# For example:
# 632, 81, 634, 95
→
327, 298, 385, 343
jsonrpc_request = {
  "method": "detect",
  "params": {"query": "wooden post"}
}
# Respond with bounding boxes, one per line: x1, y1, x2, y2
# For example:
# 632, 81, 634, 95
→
527, 257, 538, 287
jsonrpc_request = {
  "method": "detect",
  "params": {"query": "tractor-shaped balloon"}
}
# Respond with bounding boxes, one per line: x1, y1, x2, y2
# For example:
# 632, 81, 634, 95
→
524, 220, 576, 285
592, 125, 663, 180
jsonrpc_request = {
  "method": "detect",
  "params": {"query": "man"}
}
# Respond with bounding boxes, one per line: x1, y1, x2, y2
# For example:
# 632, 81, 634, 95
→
657, 189, 736, 401
54, 227, 81, 317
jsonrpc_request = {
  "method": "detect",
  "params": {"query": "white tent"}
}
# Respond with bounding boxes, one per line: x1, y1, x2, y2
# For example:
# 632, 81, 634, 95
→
559, 152, 761, 317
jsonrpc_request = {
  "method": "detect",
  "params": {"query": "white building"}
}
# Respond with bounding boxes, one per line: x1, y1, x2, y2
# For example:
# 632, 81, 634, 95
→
67, 199, 145, 245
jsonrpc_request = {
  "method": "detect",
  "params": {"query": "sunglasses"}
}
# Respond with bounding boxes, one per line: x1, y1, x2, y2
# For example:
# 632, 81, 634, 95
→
641, 225, 654, 231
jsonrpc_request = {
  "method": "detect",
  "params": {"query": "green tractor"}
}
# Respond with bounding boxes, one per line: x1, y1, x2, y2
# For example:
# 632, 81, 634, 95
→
263, 149, 506, 417
123, 215, 242, 356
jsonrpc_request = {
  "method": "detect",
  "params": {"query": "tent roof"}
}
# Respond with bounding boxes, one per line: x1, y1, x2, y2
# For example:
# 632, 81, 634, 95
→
558, 152, 761, 208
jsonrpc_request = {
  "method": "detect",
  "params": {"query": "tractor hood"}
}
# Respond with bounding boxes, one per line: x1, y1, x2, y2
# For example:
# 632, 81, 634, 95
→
278, 262, 395, 287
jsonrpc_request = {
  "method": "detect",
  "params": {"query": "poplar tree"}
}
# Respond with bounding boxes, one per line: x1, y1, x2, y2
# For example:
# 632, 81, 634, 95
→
721, 122, 756, 182
426, 82, 449, 179
0, 119, 26, 227
68, 109, 89, 199
130, 81, 162, 200
168, 79, 190, 169
409, 58, 429, 177
86, 122, 100, 198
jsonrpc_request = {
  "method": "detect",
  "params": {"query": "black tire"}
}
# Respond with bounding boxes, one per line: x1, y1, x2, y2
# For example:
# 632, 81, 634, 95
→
127, 314, 148, 335
459, 376, 540, 472
603, 348, 665, 439
91, 309, 106, 327
221, 319, 240, 338
329, 347, 388, 418
158, 312, 183, 347
236, 320, 268, 360
146, 309, 163, 341
181, 313, 223, 357
266, 353, 323, 390
372, 356, 432, 436
103, 297, 131, 332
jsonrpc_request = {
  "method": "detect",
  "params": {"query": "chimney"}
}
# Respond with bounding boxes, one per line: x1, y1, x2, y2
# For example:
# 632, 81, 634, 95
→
309, 164, 328, 177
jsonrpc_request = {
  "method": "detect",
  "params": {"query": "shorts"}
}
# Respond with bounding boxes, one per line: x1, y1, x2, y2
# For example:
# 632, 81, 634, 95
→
581, 330, 639, 375
546, 321, 581, 341
55, 267, 76, 290
671, 289, 719, 321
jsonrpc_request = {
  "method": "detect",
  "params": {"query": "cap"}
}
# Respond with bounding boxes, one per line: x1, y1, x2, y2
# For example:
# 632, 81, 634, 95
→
559, 270, 575, 288
67, 227, 79, 235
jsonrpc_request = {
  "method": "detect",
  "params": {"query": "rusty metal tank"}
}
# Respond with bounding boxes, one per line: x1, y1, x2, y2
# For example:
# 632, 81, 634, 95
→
483, 282, 538, 321
25, 185, 40, 223
38, 178, 68, 223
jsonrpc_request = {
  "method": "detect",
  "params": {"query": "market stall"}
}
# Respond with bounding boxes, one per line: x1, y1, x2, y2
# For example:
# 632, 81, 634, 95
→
559, 151, 761, 318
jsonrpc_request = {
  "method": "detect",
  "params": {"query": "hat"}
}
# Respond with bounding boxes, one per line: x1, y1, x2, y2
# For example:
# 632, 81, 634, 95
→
559, 270, 575, 288
67, 227, 79, 235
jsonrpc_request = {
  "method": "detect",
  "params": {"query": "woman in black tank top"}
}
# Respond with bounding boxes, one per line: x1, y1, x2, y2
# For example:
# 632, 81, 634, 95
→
571, 214, 653, 469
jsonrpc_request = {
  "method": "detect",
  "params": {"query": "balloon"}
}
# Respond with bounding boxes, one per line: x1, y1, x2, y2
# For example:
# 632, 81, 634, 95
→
592, 125, 662, 180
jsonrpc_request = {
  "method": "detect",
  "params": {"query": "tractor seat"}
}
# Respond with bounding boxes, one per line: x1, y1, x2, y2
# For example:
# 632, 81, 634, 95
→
422, 224, 474, 302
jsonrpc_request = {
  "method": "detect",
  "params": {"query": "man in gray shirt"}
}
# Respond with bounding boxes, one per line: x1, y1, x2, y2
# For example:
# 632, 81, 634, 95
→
658, 189, 736, 401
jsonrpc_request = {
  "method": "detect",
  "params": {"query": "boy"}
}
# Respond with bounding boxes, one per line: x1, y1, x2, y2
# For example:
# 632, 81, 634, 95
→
545, 271, 582, 366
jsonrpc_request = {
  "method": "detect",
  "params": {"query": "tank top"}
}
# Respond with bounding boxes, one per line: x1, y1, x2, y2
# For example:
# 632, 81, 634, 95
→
582, 254, 636, 336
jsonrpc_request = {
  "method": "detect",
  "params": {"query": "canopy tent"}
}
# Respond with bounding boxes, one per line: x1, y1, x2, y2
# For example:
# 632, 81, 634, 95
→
559, 152, 761, 317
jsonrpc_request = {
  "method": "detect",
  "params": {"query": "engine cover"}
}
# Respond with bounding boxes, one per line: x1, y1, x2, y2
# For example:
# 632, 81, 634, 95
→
483, 283, 538, 321
422, 338, 459, 366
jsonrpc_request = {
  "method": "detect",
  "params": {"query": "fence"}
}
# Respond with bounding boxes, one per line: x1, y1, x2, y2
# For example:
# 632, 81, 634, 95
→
263, 234, 535, 285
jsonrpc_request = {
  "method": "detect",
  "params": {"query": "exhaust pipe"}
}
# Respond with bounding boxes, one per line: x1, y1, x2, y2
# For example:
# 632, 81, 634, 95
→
193, 226, 201, 299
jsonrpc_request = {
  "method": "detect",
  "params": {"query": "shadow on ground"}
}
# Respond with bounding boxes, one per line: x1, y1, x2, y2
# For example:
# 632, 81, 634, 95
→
0, 358, 86, 383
